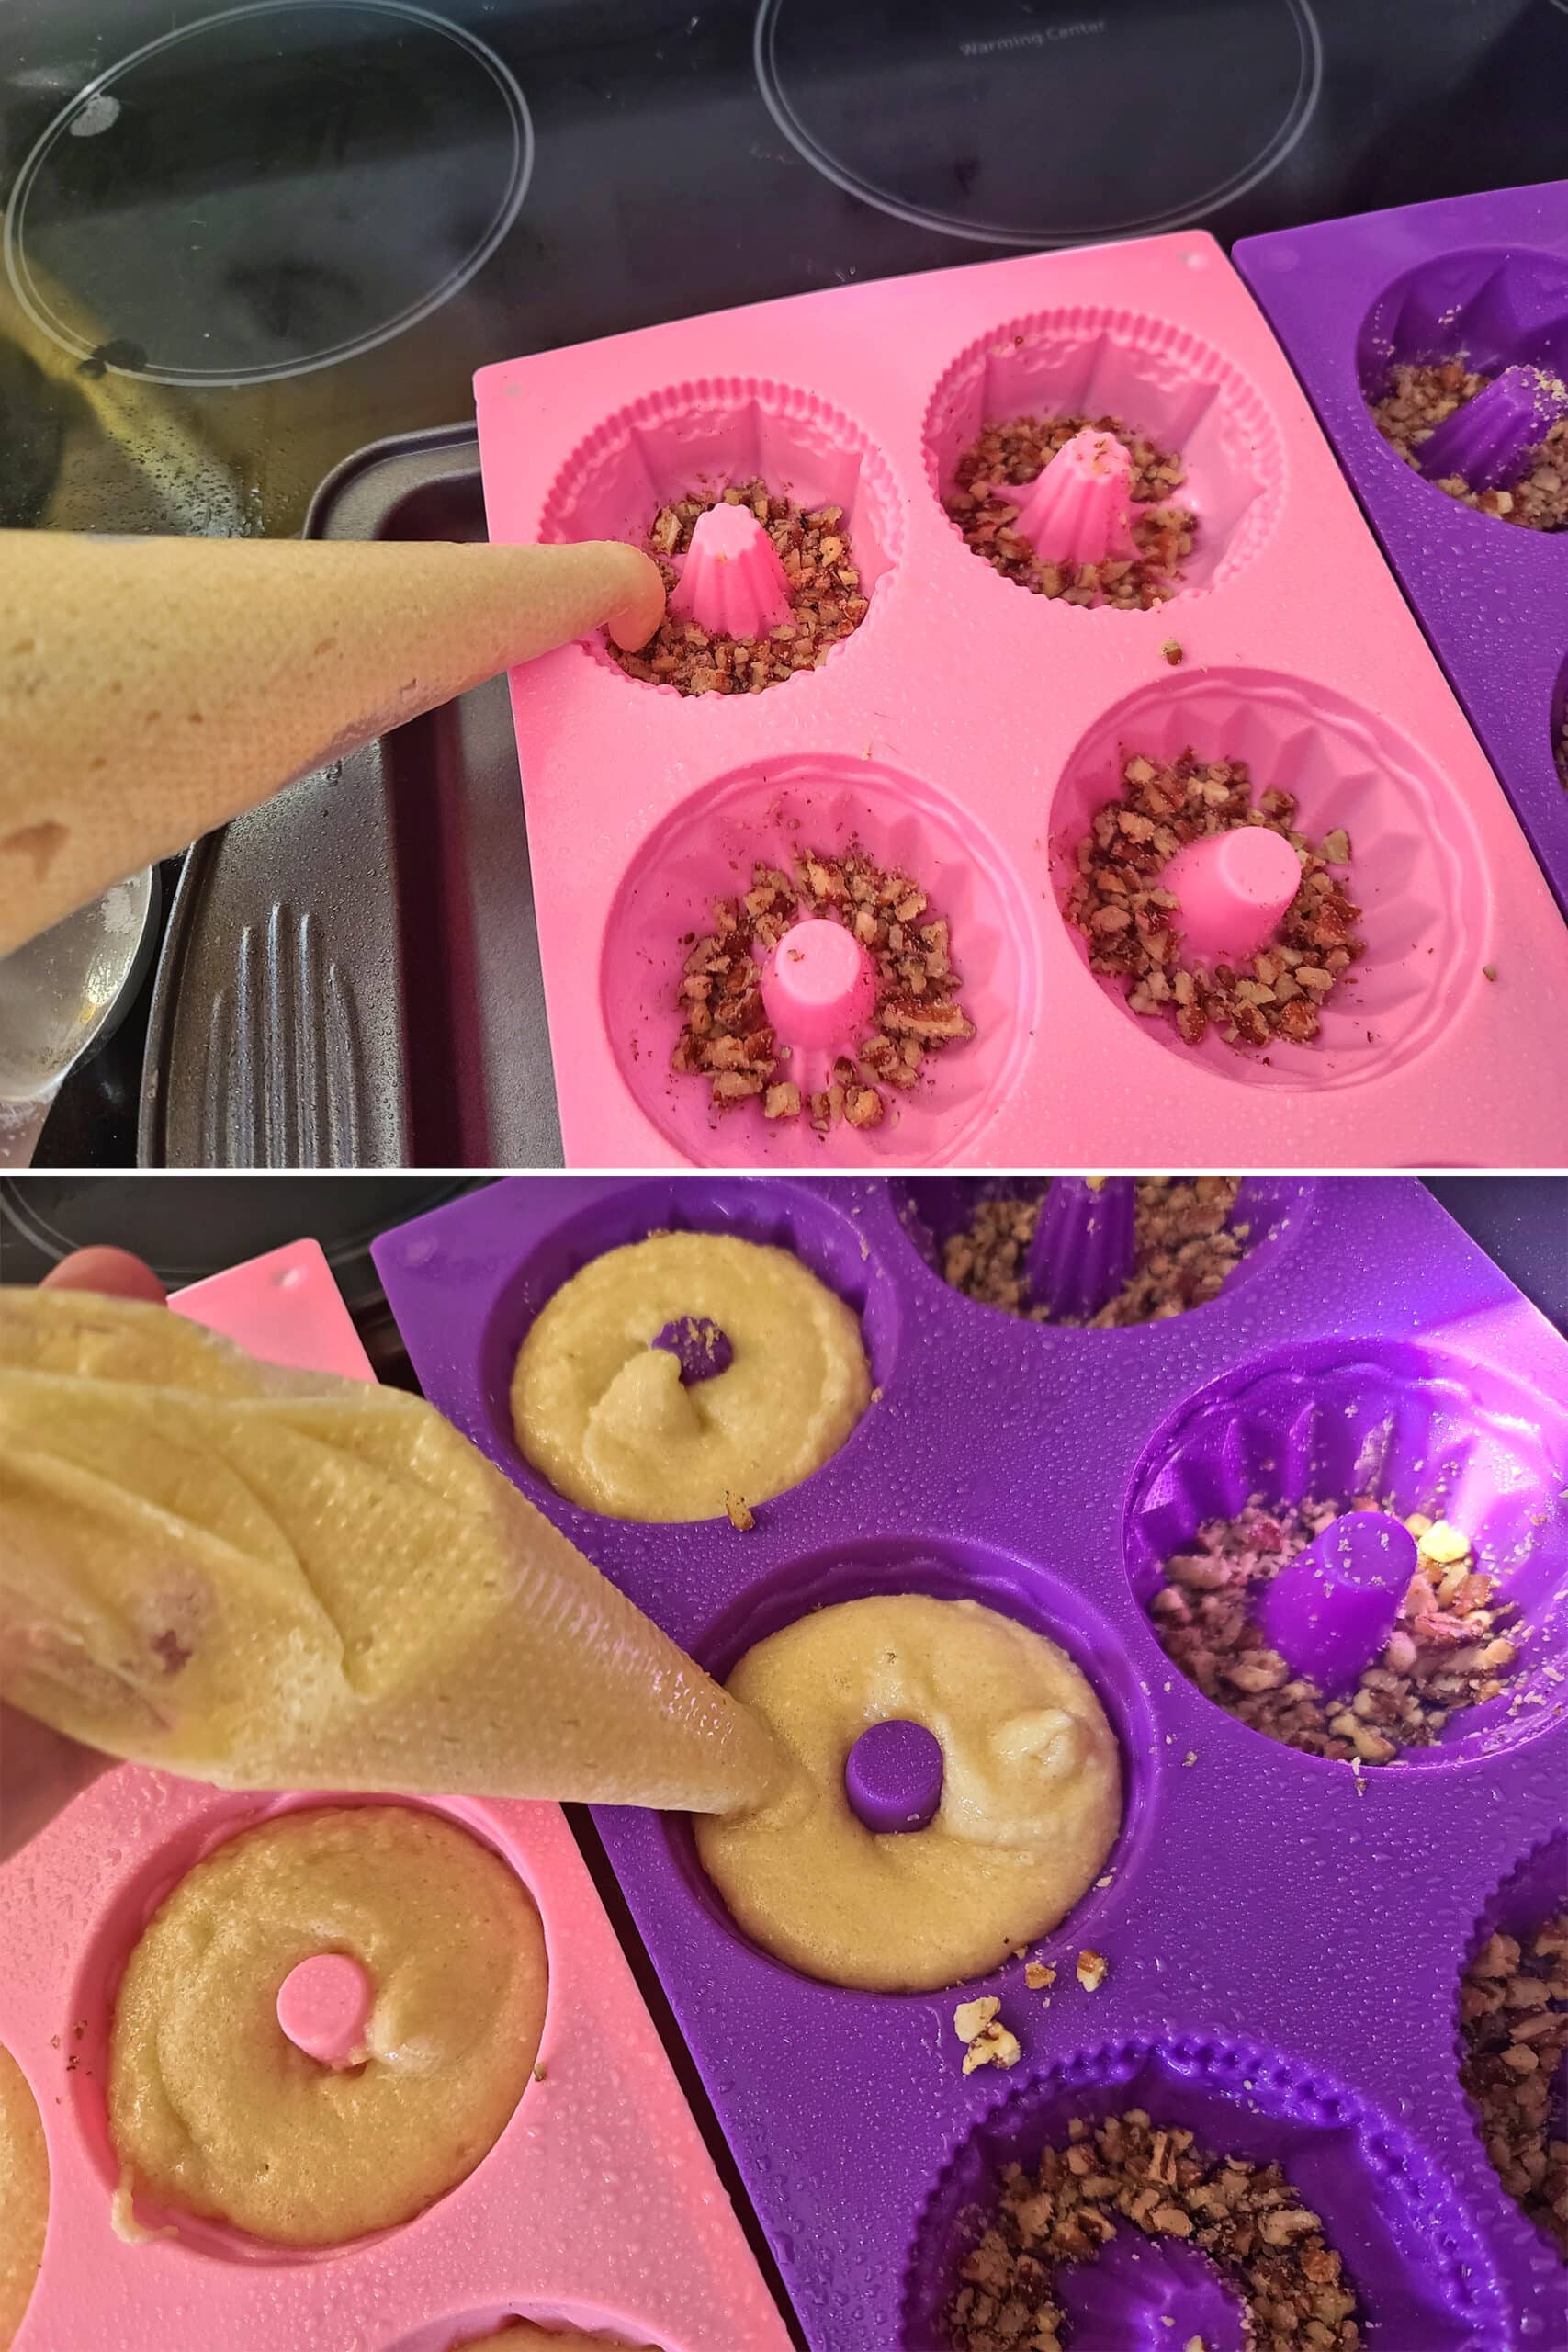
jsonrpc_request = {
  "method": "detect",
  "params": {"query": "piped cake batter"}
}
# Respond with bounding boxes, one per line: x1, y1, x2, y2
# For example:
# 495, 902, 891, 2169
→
108, 1805, 546, 2245
511, 1230, 871, 1521
456, 2328, 652, 2349
0, 2046, 47, 2349
694, 1594, 1122, 1992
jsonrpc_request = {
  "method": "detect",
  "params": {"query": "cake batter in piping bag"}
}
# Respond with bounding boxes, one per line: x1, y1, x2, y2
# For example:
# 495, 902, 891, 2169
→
0, 1289, 783, 1815
0, 531, 665, 956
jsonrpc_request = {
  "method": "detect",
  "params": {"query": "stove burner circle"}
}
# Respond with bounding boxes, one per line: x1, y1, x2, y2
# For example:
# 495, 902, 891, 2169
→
754, 0, 1322, 248
4, 0, 532, 387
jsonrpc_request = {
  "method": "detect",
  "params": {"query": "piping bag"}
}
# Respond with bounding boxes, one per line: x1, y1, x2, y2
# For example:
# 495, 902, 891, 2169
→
0, 1289, 784, 1815
0, 531, 666, 956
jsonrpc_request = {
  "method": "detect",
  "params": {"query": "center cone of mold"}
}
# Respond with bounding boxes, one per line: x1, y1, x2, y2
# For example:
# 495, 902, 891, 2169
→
651, 1316, 733, 1383
276, 1952, 373, 2069
1258, 1510, 1417, 1701
760, 916, 876, 1050
1055, 2231, 1248, 2352
1415, 363, 1568, 493
843, 1718, 944, 1834
1025, 1177, 1136, 1323
997, 428, 1140, 564
1161, 825, 1303, 967
668, 501, 792, 638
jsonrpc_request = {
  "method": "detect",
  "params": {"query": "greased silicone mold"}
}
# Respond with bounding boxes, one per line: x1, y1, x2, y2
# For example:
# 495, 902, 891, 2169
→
0, 1238, 792, 2352
375, 1178, 1568, 2351
1236, 180, 1568, 921
473, 236, 1568, 1167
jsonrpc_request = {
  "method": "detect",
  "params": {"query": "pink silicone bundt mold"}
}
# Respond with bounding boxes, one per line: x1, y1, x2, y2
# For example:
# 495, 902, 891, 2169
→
923, 304, 1282, 601
600, 754, 1039, 1167
1050, 666, 1487, 1092
537, 376, 902, 693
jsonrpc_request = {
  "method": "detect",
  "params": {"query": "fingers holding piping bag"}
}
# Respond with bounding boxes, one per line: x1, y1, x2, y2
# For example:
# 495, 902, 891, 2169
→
0, 531, 667, 956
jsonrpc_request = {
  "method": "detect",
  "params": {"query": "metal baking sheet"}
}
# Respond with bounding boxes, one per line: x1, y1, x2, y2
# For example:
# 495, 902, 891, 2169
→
140, 424, 562, 1168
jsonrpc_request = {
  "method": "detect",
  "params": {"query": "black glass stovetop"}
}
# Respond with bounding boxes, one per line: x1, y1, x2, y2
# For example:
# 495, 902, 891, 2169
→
4, 0, 1565, 1165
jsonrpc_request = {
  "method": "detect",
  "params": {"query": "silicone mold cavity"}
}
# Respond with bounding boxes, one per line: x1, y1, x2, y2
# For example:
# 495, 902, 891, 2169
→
1050, 668, 1485, 1091
668, 1531, 1157, 1984
66, 1792, 540, 2262
1237, 188, 1568, 924
1356, 247, 1568, 481
1456, 1829, 1568, 2267
901, 2036, 1504, 2352
601, 755, 1038, 1167
472, 1174, 899, 1516
537, 376, 901, 691
384, 2311, 675, 2352
1125, 1340, 1568, 1769
890, 1176, 1319, 1329
923, 305, 1282, 600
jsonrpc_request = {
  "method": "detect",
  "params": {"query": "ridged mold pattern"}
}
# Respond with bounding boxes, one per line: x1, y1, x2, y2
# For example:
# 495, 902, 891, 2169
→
600, 755, 1040, 1167
536, 375, 902, 693
923, 304, 1283, 601
1355, 246, 1568, 501
901, 2034, 1506, 2351
1125, 1340, 1568, 1769
889, 1176, 1321, 1329
1049, 667, 1486, 1091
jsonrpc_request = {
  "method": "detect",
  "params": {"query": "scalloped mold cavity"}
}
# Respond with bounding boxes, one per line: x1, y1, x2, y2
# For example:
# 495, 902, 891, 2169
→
892, 1176, 1319, 1326
1125, 1340, 1568, 1768
1050, 668, 1486, 1092
537, 375, 900, 690
470, 1174, 902, 1513
902, 2037, 1505, 2352
923, 304, 1281, 599
1354, 248, 1568, 416
602, 755, 1039, 1167
1237, 189, 1568, 924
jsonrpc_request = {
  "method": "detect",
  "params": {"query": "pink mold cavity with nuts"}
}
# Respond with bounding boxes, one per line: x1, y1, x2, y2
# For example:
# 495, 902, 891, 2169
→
476, 236, 1568, 1166
600, 752, 1039, 1168
0, 1245, 792, 2352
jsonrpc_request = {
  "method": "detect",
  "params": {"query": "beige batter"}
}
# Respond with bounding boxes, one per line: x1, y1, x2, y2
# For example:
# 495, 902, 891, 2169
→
695, 1595, 1122, 1992
108, 1806, 546, 2245
0, 1290, 783, 1814
0, 2046, 47, 2348
456, 2329, 651, 2349
511, 1232, 872, 1521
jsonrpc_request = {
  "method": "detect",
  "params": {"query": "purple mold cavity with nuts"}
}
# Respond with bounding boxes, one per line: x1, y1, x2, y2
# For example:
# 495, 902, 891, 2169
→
373, 1176, 1568, 2352
1237, 184, 1568, 921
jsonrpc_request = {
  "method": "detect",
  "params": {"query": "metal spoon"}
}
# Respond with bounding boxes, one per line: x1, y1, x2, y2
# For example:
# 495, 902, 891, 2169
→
0, 868, 156, 1167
